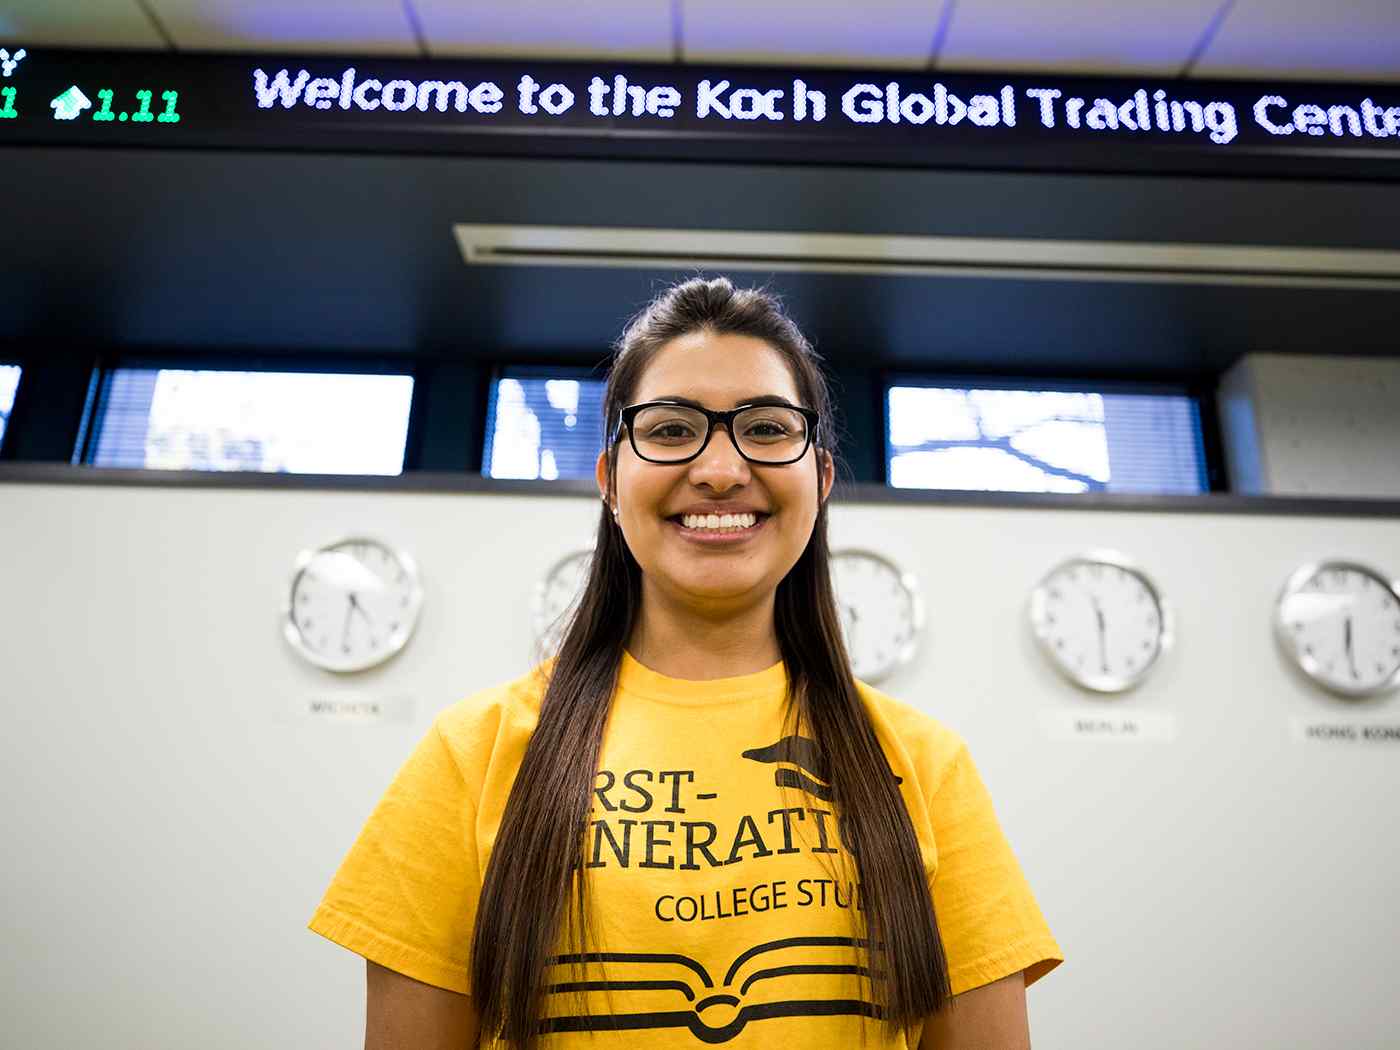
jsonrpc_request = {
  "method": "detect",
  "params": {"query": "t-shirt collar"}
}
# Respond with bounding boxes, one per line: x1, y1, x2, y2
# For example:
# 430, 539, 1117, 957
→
617, 648, 789, 707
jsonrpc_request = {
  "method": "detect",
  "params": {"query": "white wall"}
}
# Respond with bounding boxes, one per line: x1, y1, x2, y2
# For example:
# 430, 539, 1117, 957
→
3, 478, 1399, 1049
1219, 354, 1400, 498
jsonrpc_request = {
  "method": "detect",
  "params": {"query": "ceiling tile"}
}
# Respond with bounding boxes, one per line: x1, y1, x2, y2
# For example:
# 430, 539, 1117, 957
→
1193, 0, 1400, 83
414, 0, 671, 61
937, 0, 1224, 76
148, 0, 418, 54
682, 0, 940, 69
0, 0, 165, 49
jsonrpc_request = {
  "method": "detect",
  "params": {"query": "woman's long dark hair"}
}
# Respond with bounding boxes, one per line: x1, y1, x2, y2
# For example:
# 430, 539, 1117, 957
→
470, 277, 950, 1047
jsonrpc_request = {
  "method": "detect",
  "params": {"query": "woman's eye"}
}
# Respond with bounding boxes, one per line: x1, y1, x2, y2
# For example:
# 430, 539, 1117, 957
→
647, 423, 696, 440
745, 420, 789, 438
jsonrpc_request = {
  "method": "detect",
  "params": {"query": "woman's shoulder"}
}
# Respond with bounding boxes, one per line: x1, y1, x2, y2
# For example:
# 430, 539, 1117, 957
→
432, 659, 554, 767
852, 675, 971, 796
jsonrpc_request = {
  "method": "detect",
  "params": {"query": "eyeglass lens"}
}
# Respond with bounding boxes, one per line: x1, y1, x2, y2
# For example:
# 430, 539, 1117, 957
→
631, 404, 809, 463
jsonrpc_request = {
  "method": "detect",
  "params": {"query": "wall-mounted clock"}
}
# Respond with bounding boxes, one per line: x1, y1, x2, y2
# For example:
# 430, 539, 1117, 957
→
829, 548, 923, 683
1028, 549, 1172, 693
1274, 560, 1400, 699
533, 547, 595, 657
283, 535, 423, 673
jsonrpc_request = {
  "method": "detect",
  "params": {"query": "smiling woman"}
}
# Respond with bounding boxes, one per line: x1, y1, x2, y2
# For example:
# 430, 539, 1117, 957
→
308, 277, 1062, 1050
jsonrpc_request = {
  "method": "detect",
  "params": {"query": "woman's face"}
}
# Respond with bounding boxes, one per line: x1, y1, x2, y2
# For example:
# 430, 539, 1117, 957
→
596, 329, 834, 608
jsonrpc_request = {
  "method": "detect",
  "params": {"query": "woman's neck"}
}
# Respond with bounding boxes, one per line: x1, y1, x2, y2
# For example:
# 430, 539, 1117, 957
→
626, 583, 781, 681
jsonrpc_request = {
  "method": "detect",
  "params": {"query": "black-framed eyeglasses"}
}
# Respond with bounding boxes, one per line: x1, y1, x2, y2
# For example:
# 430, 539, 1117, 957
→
612, 400, 820, 465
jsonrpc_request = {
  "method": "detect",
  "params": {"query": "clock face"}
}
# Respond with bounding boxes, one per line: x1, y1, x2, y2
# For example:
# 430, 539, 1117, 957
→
1275, 561, 1400, 698
284, 537, 423, 673
829, 549, 923, 683
533, 548, 594, 657
1028, 551, 1170, 693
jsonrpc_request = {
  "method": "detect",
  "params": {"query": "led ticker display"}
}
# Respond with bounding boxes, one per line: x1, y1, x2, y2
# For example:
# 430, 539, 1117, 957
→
2, 46, 1398, 179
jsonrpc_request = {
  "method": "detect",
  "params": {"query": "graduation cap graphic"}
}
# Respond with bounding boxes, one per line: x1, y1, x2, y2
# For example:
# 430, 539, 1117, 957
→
741, 735, 901, 802
541, 935, 887, 1043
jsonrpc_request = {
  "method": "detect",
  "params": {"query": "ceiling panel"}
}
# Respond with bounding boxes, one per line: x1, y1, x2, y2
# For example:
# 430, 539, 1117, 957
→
0, 0, 164, 49
1193, 0, 1400, 83
936, 0, 1222, 76
414, 0, 671, 61
148, 0, 418, 54
682, 0, 940, 69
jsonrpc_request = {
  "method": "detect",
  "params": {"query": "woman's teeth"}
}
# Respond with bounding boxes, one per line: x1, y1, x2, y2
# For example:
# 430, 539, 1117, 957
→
679, 512, 758, 531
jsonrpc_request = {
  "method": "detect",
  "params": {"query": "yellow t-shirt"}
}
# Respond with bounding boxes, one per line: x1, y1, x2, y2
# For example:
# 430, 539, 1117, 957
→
308, 651, 1063, 1047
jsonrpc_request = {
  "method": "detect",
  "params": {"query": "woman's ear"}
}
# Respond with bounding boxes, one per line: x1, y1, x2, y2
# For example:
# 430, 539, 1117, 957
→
819, 447, 835, 505
595, 449, 610, 505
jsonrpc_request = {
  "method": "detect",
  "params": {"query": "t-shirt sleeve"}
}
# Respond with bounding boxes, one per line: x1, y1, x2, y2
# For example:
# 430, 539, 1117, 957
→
927, 738, 1064, 996
307, 716, 480, 994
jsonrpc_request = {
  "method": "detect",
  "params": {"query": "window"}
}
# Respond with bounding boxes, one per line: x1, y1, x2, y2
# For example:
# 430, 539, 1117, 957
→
483, 368, 606, 480
85, 368, 415, 474
0, 364, 19, 451
886, 379, 1208, 494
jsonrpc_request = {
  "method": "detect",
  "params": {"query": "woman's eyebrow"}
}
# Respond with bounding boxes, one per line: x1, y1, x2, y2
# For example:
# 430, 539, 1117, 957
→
651, 394, 799, 409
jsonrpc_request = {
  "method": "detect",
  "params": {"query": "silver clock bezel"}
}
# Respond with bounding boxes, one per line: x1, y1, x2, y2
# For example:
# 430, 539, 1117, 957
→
282, 534, 424, 674
1027, 548, 1174, 695
829, 547, 926, 684
532, 546, 596, 656
1273, 559, 1400, 700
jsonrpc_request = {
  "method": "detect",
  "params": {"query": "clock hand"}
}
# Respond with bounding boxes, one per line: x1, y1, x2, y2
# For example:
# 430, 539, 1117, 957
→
841, 603, 859, 647
341, 597, 353, 649
1345, 616, 1358, 677
1092, 598, 1108, 673
349, 592, 375, 625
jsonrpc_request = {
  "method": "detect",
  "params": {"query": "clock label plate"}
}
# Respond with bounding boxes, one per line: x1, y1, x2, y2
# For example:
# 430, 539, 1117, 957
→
279, 694, 416, 725
1040, 709, 1177, 742
1289, 717, 1400, 745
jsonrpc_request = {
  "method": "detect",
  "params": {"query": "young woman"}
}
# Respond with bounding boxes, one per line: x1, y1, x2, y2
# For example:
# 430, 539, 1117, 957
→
310, 277, 1062, 1049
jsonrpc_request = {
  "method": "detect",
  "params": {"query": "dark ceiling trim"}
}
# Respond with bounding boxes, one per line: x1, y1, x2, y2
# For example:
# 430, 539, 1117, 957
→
3, 463, 1396, 518
400, 0, 432, 59
926, 0, 958, 72
1178, 0, 1238, 80
670, 0, 685, 65
132, 0, 179, 52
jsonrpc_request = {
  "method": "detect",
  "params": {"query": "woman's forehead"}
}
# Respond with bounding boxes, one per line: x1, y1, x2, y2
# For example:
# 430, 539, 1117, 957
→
633, 333, 800, 404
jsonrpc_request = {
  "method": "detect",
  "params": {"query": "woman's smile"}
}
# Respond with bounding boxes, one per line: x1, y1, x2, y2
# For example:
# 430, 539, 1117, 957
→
665, 511, 771, 545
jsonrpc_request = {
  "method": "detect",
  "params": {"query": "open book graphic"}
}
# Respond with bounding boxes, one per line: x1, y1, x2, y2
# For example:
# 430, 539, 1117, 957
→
541, 935, 887, 1043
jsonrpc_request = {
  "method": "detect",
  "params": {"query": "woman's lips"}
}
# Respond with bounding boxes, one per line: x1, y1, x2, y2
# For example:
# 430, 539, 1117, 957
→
666, 515, 769, 544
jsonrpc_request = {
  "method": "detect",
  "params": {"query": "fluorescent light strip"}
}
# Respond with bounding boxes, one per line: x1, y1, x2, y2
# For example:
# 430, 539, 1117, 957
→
453, 224, 1400, 290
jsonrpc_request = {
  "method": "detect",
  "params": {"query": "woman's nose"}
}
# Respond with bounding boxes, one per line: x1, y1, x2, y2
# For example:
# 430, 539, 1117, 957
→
687, 424, 750, 487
